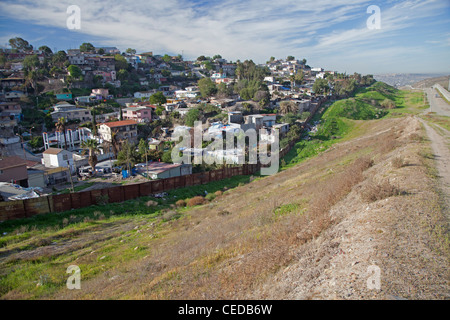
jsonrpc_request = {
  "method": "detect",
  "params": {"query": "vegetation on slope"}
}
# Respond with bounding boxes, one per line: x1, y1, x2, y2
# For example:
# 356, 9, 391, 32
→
281, 82, 414, 169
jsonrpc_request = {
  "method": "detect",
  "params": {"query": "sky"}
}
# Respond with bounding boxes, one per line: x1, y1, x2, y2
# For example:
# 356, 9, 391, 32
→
0, 0, 449, 75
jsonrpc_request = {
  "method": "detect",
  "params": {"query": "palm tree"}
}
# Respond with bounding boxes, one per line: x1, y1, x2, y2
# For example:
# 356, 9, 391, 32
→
81, 139, 100, 175
110, 129, 121, 159
279, 101, 298, 115
55, 117, 68, 150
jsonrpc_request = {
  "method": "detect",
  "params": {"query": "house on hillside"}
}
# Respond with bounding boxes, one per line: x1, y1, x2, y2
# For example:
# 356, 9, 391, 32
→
42, 148, 75, 173
0, 102, 22, 122
98, 120, 138, 144
0, 156, 28, 187
134, 91, 157, 99
50, 102, 93, 123
122, 106, 153, 123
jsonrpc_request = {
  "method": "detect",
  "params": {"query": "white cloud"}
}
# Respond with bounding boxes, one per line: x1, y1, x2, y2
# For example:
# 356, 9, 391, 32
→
0, 0, 449, 73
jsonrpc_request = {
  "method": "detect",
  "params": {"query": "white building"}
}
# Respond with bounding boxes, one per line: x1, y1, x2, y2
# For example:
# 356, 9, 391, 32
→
175, 90, 200, 99
50, 102, 93, 123
42, 148, 75, 173
134, 91, 157, 99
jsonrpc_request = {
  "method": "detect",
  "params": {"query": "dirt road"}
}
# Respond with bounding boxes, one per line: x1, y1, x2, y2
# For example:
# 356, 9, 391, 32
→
419, 118, 450, 221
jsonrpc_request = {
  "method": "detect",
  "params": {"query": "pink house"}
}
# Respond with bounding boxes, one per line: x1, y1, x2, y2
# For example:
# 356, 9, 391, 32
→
122, 106, 153, 123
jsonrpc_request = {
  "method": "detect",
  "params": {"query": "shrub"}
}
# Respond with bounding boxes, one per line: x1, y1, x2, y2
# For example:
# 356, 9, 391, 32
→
361, 179, 402, 202
146, 200, 158, 207
354, 156, 374, 170
175, 200, 186, 207
162, 210, 178, 221
187, 196, 206, 207
391, 156, 406, 168
218, 210, 231, 216
214, 191, 223, 197
205, 193, 216, 202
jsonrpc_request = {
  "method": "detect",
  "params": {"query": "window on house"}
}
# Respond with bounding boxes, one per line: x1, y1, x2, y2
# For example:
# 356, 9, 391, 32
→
63, 155, 68, 161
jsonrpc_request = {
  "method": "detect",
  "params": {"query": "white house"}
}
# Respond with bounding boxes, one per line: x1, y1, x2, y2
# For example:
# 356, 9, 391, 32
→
134, 91, 156, 99
175, 90, 200, 99
42, 148, 75, 173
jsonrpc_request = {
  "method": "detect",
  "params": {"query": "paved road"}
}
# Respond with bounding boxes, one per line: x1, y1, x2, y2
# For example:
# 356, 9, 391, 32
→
2, 142, 42, 162
425, 87, 450, 117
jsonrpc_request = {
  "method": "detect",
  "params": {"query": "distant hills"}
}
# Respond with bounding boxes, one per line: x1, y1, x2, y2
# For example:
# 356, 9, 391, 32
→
374, 73, 449, 89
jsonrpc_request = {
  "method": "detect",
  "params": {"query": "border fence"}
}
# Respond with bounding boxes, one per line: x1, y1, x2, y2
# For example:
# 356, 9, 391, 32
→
0, 164, 260, 221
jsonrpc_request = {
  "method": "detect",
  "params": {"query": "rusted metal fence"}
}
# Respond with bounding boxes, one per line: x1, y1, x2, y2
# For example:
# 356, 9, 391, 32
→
0, 164, 260, 221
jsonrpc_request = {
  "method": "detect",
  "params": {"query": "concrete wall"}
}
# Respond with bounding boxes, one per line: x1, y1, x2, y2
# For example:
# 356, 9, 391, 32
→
434, 84, 450, 102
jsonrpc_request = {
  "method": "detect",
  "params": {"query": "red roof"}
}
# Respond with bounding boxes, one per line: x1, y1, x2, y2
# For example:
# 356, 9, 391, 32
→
103, 120, 137, 128
0, 156, 27, 170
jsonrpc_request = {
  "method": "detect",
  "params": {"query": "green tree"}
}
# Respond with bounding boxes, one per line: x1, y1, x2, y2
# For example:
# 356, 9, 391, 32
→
23, 55, 41, 93
198, 77, 217, 98
51, 51, 68, 68
287, 56, 295, 61
0, 52, 6, 67
162, 54, 172, 63
162, 151, 173, 163
55, 117, 68, 150
117, 69, 129, 81
29, 136, 44, 150
9, 37, 33, 51
312, 78, 329, 95
23, 54, 40, 71
202, 60, 214, 71
98, 48, 105, 55
217, 82, 232, 98
116, 141, 139, 173
38, 45, 53, 57
126, 48, 136, 55
79, 42, 95, 52
184, 108, 201, 127
81, 139, 100, 174
138, 138, 149, 162
114, 54, 128, 71
279, 101, 298, 115
149, 92, 167, 105
161, 70, 171, 77
67, 65, 82, 79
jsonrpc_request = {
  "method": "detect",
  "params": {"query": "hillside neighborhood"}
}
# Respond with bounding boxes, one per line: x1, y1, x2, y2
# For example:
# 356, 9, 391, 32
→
0, 38, 376, 201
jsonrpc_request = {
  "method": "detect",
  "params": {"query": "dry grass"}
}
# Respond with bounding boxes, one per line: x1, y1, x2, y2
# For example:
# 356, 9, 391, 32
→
186, 196, 206, 207
361, 179, 402, 203
175, 200, 186, 207
391, 156, 406, 168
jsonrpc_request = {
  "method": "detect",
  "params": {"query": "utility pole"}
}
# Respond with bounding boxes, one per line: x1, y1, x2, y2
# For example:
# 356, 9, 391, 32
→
67, 160, 74, 193
16, 133, 27, 160
146, 150, 149, 179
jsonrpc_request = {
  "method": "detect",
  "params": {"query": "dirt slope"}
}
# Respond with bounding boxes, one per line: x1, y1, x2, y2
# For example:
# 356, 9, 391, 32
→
255, 116, 449, 300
